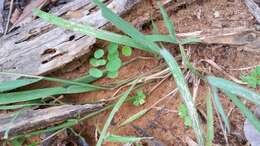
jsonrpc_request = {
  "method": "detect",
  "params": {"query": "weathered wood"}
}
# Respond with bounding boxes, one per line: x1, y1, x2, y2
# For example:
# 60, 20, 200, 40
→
244, 0, 260, 23
0, 103, 104, 139
177, 26, 260, 52
0, 0, 142, 81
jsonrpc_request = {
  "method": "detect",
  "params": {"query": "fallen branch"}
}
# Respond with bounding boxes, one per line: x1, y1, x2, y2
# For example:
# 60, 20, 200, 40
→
0, 103, 104, 139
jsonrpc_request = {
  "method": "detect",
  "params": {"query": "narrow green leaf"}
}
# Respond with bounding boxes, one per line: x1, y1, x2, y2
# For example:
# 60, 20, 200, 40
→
91, 1, 204, 144
160, 48, 204, 145
0, 86, 97, 105
32, 9, 150, 52
207, 76, 260, 106
210, 86, 230, 132
94, 49, 105, 59
206, 93, 214, 146
33, 9, 198, 50
106, 134, 149, 143
120, 109, 149, 127
91, 0, 161, 53
179, 45, 201, 77
122, 46, 132, 56
224, 91, 260, 132
151, 19, 159, 34
0, 79, 40, 92
0, 72, 105, 89
158, 1, 176, 41
96, 80, 137, 146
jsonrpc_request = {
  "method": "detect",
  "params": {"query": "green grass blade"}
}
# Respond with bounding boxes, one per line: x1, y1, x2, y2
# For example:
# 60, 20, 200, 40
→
106, 134, 150, 143
33, 9, 197, 49
151, 19, 159, 34
0, 86, 97, 105
96, 80, 137, 146
179, 45, 201, 77
224, 91, 260, 132
158, 1, 176, 41
210, 86, 230, 132
160, 48, 204, 145
207, 76, 260, 106
0, 79, 40, 92
120, 108, 149, 127
32, 9, 151, 52
91, 0, 161, 53
206, 92, 214, 146
0, 72, 106, 90
92, 1, 204, 144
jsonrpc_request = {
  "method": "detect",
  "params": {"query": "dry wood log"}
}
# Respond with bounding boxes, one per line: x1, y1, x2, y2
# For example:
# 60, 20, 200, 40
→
177, 26, 260, 52
0, 0, 142, 82
0, 103, 104, 139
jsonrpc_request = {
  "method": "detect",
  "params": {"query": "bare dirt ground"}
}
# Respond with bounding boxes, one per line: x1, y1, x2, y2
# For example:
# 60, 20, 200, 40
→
24, 0, 260, 145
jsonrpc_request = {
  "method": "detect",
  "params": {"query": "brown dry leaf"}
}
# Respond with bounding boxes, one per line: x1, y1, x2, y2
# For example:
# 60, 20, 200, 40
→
12, 0, 49, 28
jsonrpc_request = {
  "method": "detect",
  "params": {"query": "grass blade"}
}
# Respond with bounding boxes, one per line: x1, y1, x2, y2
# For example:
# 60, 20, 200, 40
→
179, 45, 201, 77
92, 1, 204, 144
106, 134, 150, 143
0, 79, 40, 92
91, 0, 161, 53
160, 48, 204, 145
0, 72, 106, 90
96, 80, 137, 146
158, 1, 176, 41
32, 9, 150, 52
120, 108, 149, 127
206, 92, 214, 146
210, 86, 230, 132
0, 86, 97, 105
33, 9, 198, 49
207, 76, 260, 106
223, 91, 260, 132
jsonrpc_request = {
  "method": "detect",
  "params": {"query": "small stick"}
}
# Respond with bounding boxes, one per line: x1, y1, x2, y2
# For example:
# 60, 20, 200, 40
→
4, 0, 14, 35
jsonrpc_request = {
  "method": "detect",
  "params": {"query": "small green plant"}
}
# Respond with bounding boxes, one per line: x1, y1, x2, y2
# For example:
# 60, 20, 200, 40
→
94, 49, 105, 59
132, 90, 146, 106
89, 49, 106, 78
178, 103, 192, 127
106, 43, 122, 78
89, 68, 103, 78
122, 46, 133, 57
89, 58, 106, 67
241, 66, 260, 88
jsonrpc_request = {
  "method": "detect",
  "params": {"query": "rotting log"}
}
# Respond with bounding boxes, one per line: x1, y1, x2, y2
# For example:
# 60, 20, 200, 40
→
0, 0, 143, 82
0, 0, 201, 82
0, 103, 104, 139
